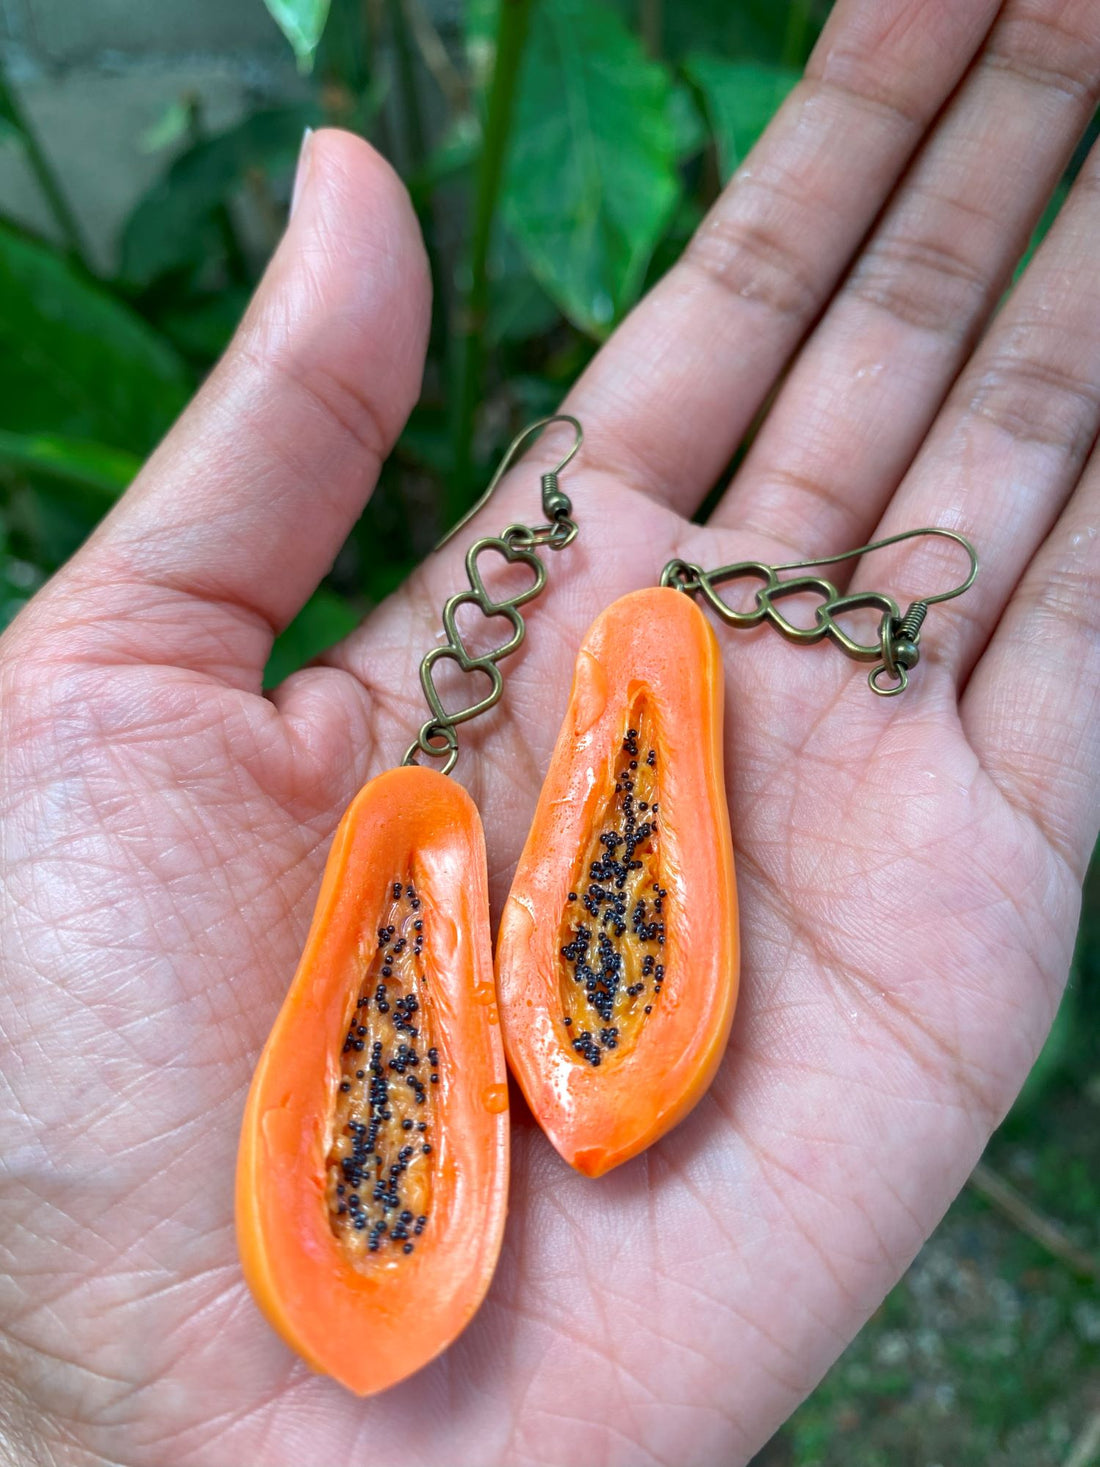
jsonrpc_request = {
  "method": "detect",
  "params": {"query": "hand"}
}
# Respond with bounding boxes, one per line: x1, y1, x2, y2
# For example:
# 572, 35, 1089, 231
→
4, 1, 1100, 1462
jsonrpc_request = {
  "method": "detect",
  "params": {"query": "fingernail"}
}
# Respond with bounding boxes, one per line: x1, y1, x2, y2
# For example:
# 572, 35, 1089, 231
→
289, 126, 314, 220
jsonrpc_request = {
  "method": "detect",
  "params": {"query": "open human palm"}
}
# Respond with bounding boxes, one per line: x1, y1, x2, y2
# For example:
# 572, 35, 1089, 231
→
4, 1, 1100, 1463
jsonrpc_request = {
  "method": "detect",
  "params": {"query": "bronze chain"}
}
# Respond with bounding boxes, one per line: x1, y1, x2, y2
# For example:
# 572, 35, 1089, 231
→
403, 416, 582, 775
662, 527, 978, 697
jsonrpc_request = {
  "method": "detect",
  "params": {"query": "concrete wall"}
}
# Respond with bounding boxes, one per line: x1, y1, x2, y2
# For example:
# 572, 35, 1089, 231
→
0, 0, 309, 270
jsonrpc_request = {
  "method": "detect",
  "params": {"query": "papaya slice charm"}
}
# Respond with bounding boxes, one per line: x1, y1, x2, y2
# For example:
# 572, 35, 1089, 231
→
496, 587, 738, 1177
237, 765, 508, 1395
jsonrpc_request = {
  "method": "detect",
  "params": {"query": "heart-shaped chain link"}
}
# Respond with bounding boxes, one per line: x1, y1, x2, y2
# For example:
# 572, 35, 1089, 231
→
661, 555, 921, 695
398, 413, 583, 771
403, 529, 554, 774
662, 528, 978, 696
691, 559, 900, 659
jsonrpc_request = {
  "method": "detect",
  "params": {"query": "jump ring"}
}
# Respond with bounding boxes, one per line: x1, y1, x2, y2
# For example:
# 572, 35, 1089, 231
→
869, 663, 908, 697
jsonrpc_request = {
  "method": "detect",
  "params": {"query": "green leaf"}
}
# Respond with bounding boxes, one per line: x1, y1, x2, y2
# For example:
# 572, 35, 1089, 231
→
139, 98, 198, 155
0, 430, 139, 502
502, 0, 680, 338
658, 0, 810, 63
487, 267, 560, 347
0, 521, 45, 630
668, 81, 708, 163
0, 224, 191, 455
0, 434, 135, 575
154, 287, 251, 365
643, 192, 705, 294
683, 56, 799, 181
120, 106, 317, 289
4, 475, 112, 571
408, 113, 481, 202
263, 587, 360, 687
399, 406, 460, 478
486, 225, 561, 347
263, 0, 332, 71
0, 65, 25, 139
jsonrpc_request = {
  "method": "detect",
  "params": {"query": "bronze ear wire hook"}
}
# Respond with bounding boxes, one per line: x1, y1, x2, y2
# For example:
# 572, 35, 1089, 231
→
405, 414, 585, 776
661, 526, 979, 697
773, 527, 978, 694
436, 413, 583, 551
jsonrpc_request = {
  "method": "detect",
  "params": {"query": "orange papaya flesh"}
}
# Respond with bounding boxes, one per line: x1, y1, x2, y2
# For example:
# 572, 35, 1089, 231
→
496, 587, 738, 1178
237, 765, 508, 1396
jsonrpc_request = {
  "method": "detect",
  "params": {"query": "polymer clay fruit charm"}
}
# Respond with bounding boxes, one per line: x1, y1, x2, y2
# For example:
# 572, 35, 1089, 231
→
495, 587, 738, 1177
237, 766, 508, 1395
236, 416, 587, 1392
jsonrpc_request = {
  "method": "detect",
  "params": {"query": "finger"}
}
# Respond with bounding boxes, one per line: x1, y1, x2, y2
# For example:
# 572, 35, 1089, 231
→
961, 453, 1100, 880
14, 129, 431, 689
845, 136, 1100, 694
709, 0, 1100, 554
556, 0, 1002, 515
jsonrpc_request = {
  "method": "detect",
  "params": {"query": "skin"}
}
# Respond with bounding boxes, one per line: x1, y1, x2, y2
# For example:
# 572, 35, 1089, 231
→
2, 0, 1100, 1461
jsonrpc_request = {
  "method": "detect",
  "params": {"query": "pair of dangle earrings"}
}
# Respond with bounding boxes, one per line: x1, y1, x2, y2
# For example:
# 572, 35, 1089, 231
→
236, 415, 978, 1397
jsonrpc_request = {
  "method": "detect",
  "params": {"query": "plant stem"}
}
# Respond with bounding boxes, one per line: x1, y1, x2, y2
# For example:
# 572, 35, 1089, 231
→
969, 1160, 1100, 1279
449, 0, 533, 520
0, 61, 93, 271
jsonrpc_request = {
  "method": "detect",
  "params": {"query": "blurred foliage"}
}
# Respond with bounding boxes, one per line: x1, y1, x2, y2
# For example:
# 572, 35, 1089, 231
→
0, 0, 834, 669
684, 57, 799, 180
0, 2, 1096, 1456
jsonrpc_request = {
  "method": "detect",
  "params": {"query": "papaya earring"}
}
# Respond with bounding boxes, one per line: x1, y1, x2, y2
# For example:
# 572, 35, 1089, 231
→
236, 415, 584, 1395
495, 526, 979, 1178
